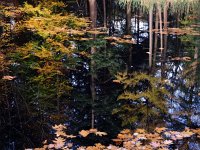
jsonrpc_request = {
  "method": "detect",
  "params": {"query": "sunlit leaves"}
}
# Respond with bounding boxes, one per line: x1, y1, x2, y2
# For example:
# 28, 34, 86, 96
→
79, 129, 107, 137
2, 75, 16, 80
113, 72, 170, 127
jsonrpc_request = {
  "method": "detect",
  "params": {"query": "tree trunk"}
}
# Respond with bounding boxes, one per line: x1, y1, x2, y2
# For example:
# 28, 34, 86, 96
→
88, 0, 97, 28
126, 0, 132, 70
153, 10, 159, 69
157, 3, 163, 52
88, 0, 97, 129
137, 8, 140, 44
103, 0, 106, 28
126, 0, 132, 34
163, 2, 168, 32
149, 7, 153, 68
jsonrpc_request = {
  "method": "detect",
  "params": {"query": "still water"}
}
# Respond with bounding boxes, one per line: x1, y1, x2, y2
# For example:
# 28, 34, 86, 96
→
0, 1, 200, 149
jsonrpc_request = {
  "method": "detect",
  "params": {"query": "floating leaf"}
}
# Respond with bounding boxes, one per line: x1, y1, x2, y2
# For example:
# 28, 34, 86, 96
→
95, 131, 107, 136
53, 137, 65, 149
89, 128, 98, 133
163, 140, 173, 145
2, 75, 16, 80
155, 127, 167, 133
113, 80, 121, 83
55, 131, 67, 137
66, 134, 76, 138
79, 130, 90, 137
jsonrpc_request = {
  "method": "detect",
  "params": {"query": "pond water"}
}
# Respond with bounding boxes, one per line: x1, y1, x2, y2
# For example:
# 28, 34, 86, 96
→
0, 1, 200, 150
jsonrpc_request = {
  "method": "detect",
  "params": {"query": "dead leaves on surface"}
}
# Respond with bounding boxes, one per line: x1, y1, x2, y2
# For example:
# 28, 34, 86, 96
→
153, 27, 200, 36
2, 75, 16, 80
104, 36, 135, 44
111, 127, 199, 150
79, 128, 107, 137
171, 56, 191, 62
29, 125, 200, 150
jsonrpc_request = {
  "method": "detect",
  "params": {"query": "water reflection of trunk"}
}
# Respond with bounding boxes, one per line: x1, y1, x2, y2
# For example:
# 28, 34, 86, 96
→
137, 8, 140, 45
157, 3, 163, 52
103, 0, 106, 28
188, 47, 198, 127
152, 10, 159, 70
126, 0, 132, 70
88, 0, 97, 129
126, 0, 131, 34
148, 7, 153, 68
161, 2, 168, 79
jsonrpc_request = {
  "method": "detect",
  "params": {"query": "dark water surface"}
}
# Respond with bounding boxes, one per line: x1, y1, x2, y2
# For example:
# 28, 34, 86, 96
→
1, 1, 200, 149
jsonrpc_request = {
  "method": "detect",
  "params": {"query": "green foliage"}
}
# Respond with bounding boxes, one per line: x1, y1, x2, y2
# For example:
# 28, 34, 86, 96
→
113, 72, 169, 128
0, 1, 89, 124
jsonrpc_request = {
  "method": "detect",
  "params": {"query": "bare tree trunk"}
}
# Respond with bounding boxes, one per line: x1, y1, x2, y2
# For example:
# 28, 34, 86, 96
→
163, 2, 168, 32
89, 0, 97, 28
103, 0, 106, 28
126, 0, 132, 70
126, 0, 132, 34
161, 2, 168, 79
153, 10, 159, 69
137, 8, 140, 44
88, 0, 97, 129
163, 1, 168, 57
157, 3, 163, 52
149, 7, 153, 68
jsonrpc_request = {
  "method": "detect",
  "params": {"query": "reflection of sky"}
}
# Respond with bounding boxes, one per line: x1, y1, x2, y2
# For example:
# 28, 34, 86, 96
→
155, 59, 200, 127
113, 17, 148, 42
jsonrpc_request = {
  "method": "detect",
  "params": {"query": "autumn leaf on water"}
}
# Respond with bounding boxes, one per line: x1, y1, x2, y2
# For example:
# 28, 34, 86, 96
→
135, 128, 146, 134
79, 130, 90, 137
48, 144, 54, 149
120, 129, 131, 134
53, 137, 65, 149
95, 131, 107, 136
2, 76, 16, 80
55, 130, 67, 137
155, 127, 167, 133
191, 128, 200, 135
113, 80, 120, 83
163, 140, 173, 145
66, 134, 76, 138
89, 128, 98, 133
181, 131, 194, 138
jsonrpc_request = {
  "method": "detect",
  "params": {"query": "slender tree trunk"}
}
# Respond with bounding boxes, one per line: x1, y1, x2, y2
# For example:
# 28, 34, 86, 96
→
161, 2, 168, 79
88, 0, 97, 129
89, 0, 97, 28
126, 0, 132, 34
158, 3, 163, 52
103, 0, 106, 28
153, 10, 159, 69
163, 2, 168, 57
137, 8, 140, 44
149, 7, 153, 68
85, 0, 88, 16
163, 2, 168, 32
126, 0, 132, 70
